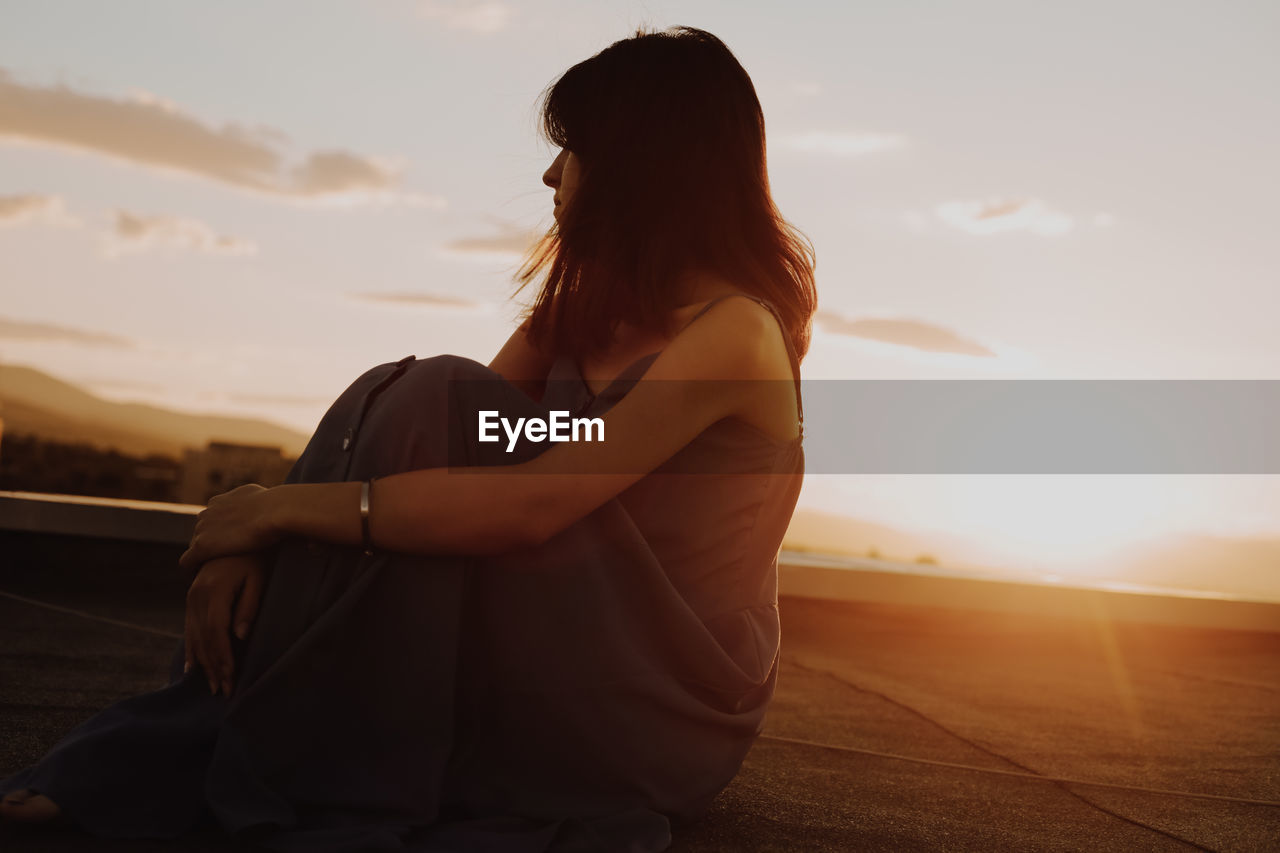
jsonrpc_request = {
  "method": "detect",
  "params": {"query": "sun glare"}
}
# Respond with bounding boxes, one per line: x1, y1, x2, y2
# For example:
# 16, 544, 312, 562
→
812, 474, 1232, 578
950, 477, 1183, 572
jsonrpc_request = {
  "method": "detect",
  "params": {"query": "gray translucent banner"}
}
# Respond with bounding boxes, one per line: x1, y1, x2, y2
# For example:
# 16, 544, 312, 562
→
801, 380, 1280, 473
447, 379, 1280, 473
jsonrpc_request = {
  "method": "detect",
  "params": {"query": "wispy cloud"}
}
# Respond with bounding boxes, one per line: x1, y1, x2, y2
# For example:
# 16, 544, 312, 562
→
104, 209, 257, 257
352, 291, 492, 311
418, 0, 512, 34
776, 131, 906, 157
439, 222, 541, 262
0, 69, 442, 206
0, 193, 79, 227
0, 316, 135, 348
935, 196, 1073, 236
816, 311, 996, 357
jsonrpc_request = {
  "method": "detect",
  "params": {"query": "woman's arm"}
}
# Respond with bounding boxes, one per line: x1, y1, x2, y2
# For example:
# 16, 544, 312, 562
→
179, 298, 793, 566
488, 316, 553, 402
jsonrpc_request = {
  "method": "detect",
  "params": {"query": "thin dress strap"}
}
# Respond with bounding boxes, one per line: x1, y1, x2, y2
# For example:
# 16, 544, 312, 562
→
676, 293, 805, 440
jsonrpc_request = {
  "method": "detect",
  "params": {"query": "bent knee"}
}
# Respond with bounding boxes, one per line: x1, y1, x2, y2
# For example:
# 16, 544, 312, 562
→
412, 353, 501, 380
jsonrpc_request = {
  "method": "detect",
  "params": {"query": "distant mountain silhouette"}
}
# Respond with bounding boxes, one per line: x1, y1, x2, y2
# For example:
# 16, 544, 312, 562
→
0, 363, 310, 458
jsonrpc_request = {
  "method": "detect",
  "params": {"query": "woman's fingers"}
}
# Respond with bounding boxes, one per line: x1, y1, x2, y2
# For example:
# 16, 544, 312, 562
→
185, 554, 264, 697
184, 589, 211, 693
202, 593, 234, 696
182, 601, 195, 677
179, 485, 274, 572
187, 576, 231, 695
232, 566, 264, 641
179, 529, 212, 571
221, 570, 264, 699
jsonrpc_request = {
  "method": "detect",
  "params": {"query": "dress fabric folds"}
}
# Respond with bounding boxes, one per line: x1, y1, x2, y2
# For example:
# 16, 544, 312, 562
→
0, 296, 805, 852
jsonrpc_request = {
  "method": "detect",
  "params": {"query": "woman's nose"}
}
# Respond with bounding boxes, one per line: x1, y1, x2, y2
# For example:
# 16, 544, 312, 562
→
542, 150, 566, 188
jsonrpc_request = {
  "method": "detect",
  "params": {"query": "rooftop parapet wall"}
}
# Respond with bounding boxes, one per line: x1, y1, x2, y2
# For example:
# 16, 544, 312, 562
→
2, 490, 1277, 632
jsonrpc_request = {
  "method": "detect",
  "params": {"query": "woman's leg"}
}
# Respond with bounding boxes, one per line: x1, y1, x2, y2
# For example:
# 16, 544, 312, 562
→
199, 355, 554, 845
0, 667, 230, 838
1, 354, 547, 843
0, 359, 415, 837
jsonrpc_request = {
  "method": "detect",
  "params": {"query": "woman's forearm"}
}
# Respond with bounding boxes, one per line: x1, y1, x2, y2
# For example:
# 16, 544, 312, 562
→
268, 482, 364, 549
268, 470, 550, 557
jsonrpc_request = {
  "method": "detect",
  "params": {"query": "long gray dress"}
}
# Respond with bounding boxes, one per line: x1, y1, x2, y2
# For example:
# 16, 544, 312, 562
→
0, 295, 805, 852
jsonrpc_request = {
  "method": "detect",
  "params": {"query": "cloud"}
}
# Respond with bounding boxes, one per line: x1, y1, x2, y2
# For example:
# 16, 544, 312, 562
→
418, 0, 512, 33
776, 131, 906, 157
0, 70, 441, 206
352, 291, 492, 311
935, 196, 1073, 236
290, 151, 394, 196
104, 209, 257, 257
439, 222, 541, 262
816, 311, 996, 357
0, 316, 135, 348
0, 193, 79, 227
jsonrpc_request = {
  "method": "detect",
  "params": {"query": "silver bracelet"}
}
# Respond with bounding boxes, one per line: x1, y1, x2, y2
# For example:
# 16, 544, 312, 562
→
360, 479, 373, 555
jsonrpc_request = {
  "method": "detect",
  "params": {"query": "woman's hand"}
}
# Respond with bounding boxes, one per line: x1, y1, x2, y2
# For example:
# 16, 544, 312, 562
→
180, 483, 280, 571
184, 552, 267, 697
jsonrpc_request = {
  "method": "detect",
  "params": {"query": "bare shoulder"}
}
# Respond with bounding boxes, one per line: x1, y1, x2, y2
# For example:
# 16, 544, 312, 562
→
666, 291, 794, 381
642, 292, 797, 440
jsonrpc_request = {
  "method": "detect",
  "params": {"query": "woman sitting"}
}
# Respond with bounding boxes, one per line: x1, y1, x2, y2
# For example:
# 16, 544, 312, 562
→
1, 24, 814, 853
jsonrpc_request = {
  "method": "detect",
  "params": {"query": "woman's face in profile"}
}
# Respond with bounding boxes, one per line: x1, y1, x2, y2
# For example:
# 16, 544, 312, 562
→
542, 148, 583, 221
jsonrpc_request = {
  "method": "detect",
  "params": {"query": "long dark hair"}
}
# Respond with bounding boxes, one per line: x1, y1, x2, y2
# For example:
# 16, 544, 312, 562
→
515, 25, 817, 362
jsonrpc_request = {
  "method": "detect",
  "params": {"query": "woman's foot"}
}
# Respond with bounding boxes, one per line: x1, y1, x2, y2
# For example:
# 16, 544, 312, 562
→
0, 788, 64, 826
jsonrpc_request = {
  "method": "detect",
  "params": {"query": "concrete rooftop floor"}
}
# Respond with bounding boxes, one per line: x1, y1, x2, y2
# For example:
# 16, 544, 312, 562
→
1, 530, 1278, 851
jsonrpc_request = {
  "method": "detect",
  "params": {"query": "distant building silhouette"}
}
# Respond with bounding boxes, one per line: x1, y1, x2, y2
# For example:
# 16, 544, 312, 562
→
179, 441, 295, 505
0, 432, 183, 502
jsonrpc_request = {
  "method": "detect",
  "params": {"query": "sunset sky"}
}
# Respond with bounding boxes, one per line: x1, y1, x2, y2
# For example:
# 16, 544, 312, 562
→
2, 1, 1278, 590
